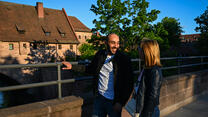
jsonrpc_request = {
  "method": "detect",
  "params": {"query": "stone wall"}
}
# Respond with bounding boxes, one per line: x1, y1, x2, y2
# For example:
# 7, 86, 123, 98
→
0, 70, 208, 117
80, 69, 208, 117
0, 96, 83, 117
159, 69, 208, 116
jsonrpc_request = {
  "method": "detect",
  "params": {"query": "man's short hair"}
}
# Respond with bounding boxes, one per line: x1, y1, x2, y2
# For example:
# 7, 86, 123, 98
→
107, 33, 119, 41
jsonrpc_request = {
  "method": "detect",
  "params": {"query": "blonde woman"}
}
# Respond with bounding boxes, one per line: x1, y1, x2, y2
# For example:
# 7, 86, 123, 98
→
135, 39, 163, 117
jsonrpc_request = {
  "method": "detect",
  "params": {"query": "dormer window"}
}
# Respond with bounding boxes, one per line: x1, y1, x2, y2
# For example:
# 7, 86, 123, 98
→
16, 24, 25, 34
45, 32, 50, 36
57, 27, 65, 37
42, 25, 51, 36
60, 33, 65, 37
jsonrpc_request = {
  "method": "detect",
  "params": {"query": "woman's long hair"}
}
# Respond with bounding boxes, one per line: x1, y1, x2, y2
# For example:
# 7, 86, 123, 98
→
140, 39, 162, 67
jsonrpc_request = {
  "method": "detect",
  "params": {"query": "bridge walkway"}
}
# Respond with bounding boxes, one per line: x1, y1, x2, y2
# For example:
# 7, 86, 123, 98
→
164, 92, 208, 117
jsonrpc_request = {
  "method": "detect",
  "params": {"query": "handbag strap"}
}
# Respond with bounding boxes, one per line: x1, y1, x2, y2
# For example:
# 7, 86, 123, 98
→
137, 69, 144, 82
134, 69, 144, 94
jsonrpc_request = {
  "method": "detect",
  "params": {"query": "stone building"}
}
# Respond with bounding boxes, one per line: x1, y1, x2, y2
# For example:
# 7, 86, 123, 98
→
68, 16, 92, 55
0, 1, 92, 64
0, 1, 94, 103
179, 34, 200, 56
180, 34, 200, 43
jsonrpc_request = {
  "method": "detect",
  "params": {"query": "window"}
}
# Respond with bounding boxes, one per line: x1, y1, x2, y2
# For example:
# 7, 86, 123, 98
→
23, 43, 27, 48
58, 44, 62, 49
30, 43, 37, 49
45, 32, 50, 36
57, 27, 65, 37
42, 25, 51, 36
85, 36, 87, 39
15, 24, 25, 34
70, 45, 73, 50
9, 44, 14, 50
79, 35, 81, 39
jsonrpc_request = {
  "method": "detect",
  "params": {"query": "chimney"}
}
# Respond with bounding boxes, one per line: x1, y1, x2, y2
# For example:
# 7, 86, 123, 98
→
36, 2, 44, 18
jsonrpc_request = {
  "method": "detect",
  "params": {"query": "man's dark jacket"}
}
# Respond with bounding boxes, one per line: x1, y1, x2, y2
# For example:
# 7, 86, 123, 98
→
86, 49, 134, 106
136, 66, 163, 117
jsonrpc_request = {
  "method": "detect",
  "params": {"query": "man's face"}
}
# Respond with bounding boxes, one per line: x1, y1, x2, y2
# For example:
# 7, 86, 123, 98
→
107, 34, 120, 54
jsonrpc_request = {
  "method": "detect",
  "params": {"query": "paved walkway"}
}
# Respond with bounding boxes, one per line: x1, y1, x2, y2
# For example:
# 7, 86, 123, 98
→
165, 92, 208, 117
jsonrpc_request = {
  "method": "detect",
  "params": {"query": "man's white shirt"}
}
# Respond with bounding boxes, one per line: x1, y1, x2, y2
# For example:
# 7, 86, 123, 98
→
98, 55, 114, 100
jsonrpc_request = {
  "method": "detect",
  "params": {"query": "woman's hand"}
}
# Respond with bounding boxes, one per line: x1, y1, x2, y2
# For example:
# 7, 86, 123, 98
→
134, 113, 140, 117
62, 61, 72, 70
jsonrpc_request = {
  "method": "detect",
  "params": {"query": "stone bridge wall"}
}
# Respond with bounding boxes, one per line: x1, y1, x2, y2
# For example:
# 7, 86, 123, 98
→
0, 69, 208, 117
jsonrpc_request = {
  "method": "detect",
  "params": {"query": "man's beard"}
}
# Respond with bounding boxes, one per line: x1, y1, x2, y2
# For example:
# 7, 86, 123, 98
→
107, 45, 117, 55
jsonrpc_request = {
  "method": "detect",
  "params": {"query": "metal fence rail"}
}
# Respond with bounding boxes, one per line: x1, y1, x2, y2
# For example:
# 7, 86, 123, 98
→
0, 56, 208, 99
0, 62, 78, 99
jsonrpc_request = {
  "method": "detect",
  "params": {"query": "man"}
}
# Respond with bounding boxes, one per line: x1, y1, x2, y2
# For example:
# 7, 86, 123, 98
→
62, 33, 134, 117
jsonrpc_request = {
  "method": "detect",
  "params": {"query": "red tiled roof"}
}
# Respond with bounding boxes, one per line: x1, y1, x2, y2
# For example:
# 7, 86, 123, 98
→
0, 1, 79, 44
180, 34, 200, 39
68, 16, 91, 32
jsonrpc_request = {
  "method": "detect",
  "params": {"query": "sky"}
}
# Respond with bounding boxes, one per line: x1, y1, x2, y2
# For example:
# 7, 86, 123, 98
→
1, 0, 208, 34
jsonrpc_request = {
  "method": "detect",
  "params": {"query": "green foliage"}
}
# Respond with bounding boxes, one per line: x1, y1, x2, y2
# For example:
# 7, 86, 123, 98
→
160, 17, 183, 47
195, 7, 208, 55
160, 49, 178, 57
79, 43, 96, 60
152, 22, 169, 50
125, 50, 139, 59
90, 0, 160, 51
87, 35, 107, 51
90, 0, 184, 57
65, 55, 76, 61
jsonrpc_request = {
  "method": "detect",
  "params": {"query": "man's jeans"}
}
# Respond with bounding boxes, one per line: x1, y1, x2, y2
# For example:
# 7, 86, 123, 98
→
92, 94, 121, 117
152, 106, 160, 117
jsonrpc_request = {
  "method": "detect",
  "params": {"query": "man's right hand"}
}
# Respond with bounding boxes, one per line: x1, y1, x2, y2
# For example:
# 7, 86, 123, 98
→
62, 61, 72, 70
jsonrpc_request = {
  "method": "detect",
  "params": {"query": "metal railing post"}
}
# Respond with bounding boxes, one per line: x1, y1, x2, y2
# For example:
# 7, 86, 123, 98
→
57, 63, 62, 99
178, 57, 180, 75
201, 56, 204, 70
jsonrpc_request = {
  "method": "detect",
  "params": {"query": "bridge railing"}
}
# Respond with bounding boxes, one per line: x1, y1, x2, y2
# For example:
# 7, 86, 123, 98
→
133, 56, 208, 74
0, 56, 208, 99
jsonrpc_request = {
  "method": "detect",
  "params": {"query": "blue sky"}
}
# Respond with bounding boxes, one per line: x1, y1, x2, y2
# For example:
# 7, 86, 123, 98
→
1, 0, 208, 34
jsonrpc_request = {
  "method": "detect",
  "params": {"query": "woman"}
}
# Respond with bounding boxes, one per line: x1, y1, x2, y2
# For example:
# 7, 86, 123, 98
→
135, 39, 163, 117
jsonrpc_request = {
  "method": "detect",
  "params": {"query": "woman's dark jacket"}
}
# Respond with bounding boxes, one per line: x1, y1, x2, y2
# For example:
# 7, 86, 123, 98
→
86, 49, 134, 106
136, 66, 163, 117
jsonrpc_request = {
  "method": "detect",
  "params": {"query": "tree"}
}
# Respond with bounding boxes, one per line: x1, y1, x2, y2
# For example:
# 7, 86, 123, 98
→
25, 42, 57, 63
79, 43, 96, 60
87, 35, 107, 51
90, 0, 160, 51
195, 7, 208, 55
160, 17, 183, 48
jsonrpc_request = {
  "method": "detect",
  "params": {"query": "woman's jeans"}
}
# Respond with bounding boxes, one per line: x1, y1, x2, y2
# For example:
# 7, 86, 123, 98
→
152, 106, 160, 117
92, 94, 121, 117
